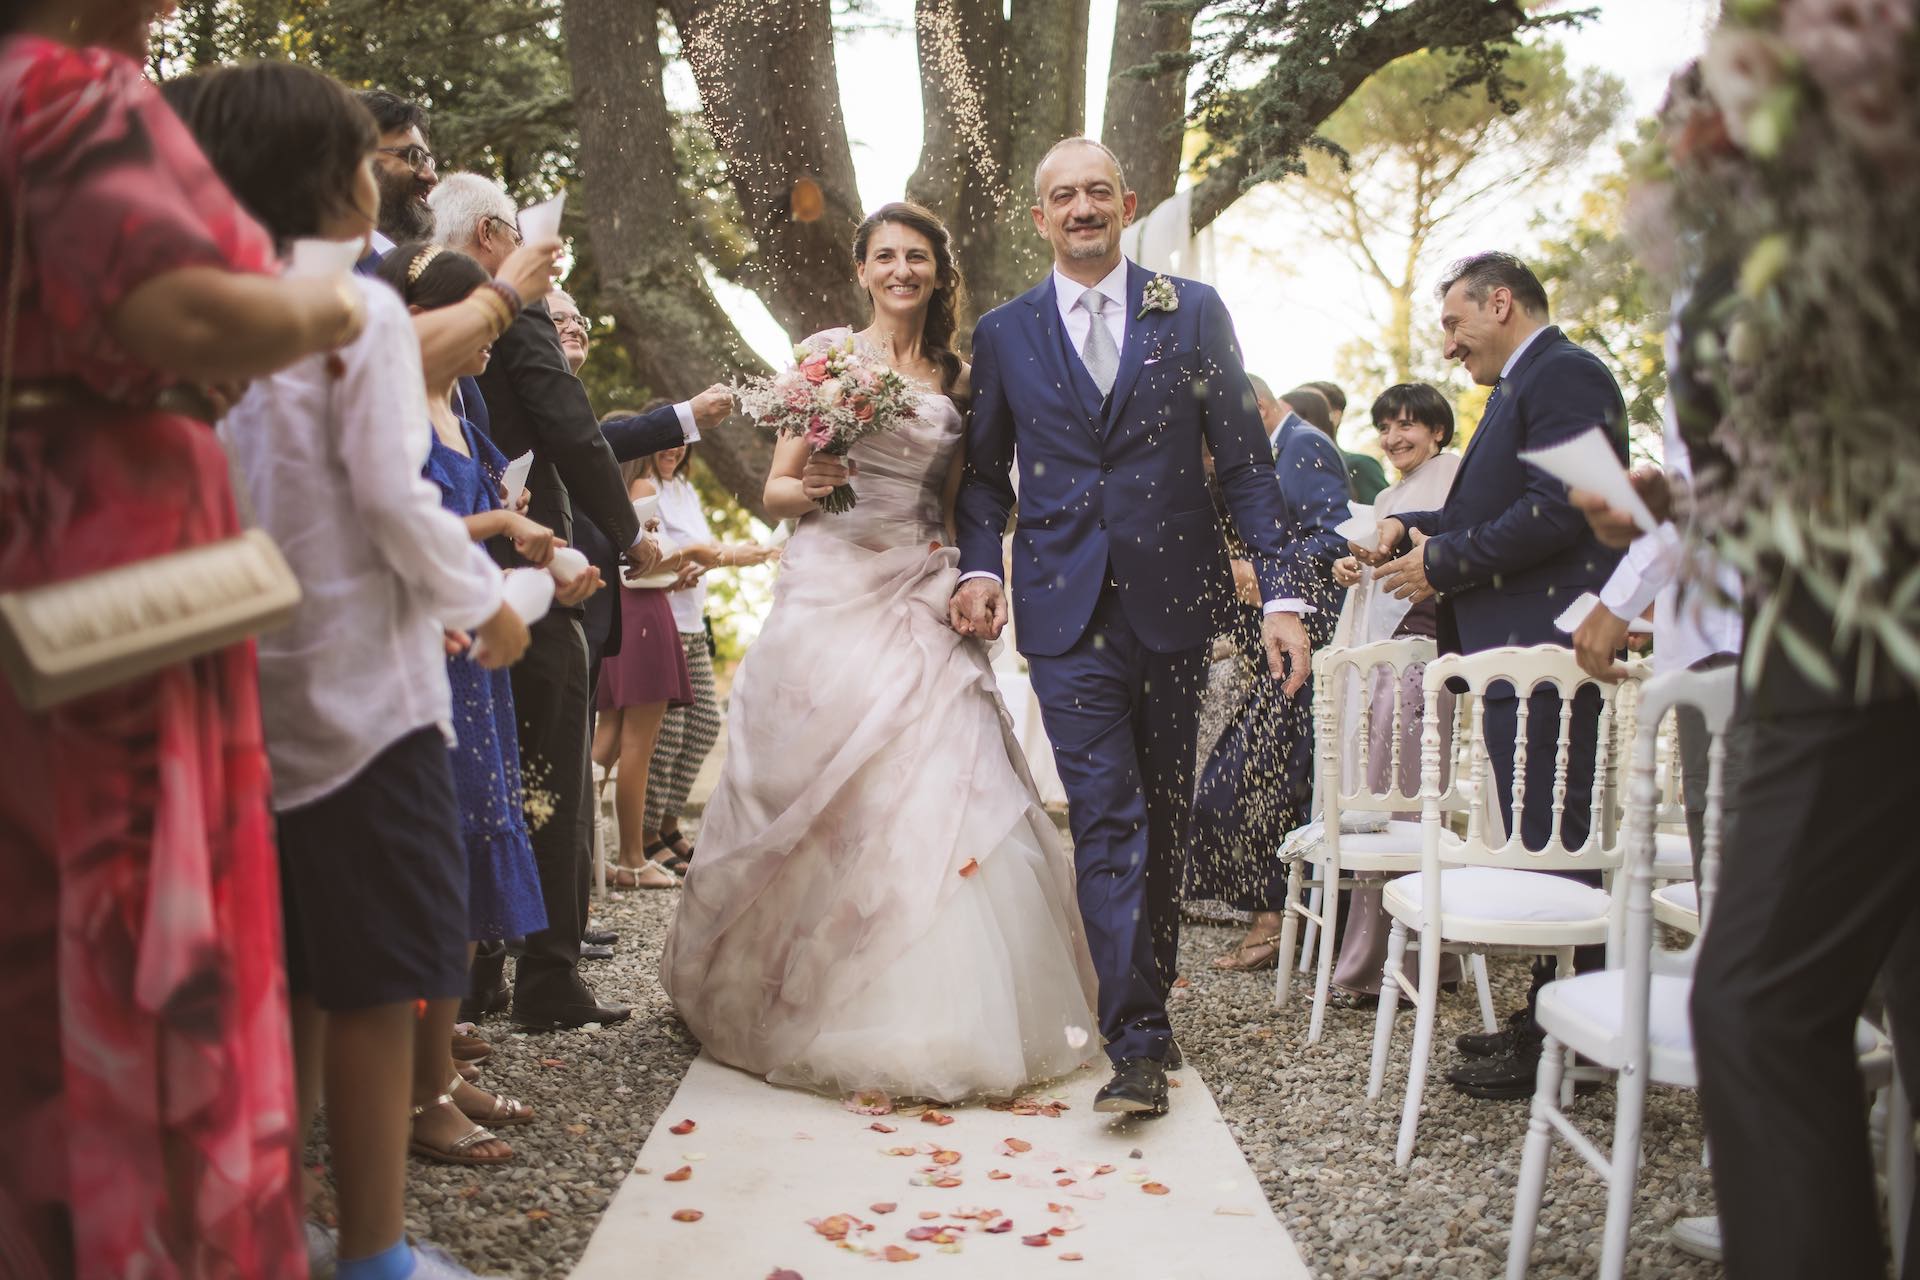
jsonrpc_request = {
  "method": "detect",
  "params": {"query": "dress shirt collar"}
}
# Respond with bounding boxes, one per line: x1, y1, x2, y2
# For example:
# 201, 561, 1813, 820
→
370, 229, 396, 258
1498, 322, 1548, 382
1269, 410, 1306, 451
1053, 259, 1130, 322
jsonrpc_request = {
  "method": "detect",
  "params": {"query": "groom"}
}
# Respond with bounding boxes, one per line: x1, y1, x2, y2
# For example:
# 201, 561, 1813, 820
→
952, 137, 1312, 1115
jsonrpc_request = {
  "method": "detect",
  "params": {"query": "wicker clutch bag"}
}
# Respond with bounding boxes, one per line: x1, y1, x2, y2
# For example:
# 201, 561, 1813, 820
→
0, 526, 302, 711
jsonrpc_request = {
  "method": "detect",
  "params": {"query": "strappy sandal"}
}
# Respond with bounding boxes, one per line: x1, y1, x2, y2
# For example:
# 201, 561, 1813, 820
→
450, 1075, 533, 1127
645, 837, 691, 878
607, 859, 678, 890
658, 828, 696, 871
1211, 934, 1284, 972
455, 1060, 482, 1084
409, 1094, 513, 1166
451, 1030, 492, 1062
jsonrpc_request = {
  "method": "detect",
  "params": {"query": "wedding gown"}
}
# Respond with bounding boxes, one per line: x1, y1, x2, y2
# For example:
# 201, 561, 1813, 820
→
660, 383, 1098, 1102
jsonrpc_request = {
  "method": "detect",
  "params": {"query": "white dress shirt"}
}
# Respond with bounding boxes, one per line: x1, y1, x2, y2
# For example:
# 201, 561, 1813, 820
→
1500, 323, 1548, 381
224, 276, 505, 810
1596, 328, 1743, 674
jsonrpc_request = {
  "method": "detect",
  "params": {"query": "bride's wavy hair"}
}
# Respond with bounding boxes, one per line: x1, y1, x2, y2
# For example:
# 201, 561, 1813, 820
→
852, 202, 967, 395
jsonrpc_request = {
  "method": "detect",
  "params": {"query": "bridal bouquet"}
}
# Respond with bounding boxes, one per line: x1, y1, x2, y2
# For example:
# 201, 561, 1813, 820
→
735, 331, 919, 513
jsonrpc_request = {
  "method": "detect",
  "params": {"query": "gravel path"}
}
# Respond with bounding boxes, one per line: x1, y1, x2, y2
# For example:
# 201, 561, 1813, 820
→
313, 867, 1718, 1278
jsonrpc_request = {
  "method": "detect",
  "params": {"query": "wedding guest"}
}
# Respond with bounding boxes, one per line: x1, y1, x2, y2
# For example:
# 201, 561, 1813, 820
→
432, 172, 653, 1030
591, 418, 699, 890
380, 243, 571, 1165
1352, 251, 1627, 1100
0, 14, 366, 1276
644, 440, 779, 872
179, 62, 548, 1279
1187, 383, 1349, 970
1305, 378, 1389, 503
1325, 382, 1463, 1004
358, 89, 436, 252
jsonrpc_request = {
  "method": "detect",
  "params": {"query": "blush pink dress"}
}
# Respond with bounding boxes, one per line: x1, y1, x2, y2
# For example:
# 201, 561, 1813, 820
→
661, 382, 1098, 1101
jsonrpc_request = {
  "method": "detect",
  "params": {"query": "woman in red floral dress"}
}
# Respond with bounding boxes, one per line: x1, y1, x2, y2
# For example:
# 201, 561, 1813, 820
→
0, 1, 366, 1274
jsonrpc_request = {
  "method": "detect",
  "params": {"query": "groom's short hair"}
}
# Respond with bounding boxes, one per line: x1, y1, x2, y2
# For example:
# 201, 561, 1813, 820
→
1033, 137, 1128, 198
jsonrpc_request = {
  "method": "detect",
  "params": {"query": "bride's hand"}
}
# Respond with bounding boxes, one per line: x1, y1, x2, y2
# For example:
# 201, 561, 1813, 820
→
801, 453, 854, 503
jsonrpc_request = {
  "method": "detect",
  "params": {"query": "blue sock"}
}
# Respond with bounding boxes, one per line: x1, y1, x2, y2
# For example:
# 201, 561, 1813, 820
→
336, 1235, 415, 1280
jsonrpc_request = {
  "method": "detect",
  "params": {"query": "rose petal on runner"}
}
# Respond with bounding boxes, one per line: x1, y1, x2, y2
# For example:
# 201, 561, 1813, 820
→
1060, 1252, 1085, 1262
669, 1119, 696, 1135
1022, 1234, 1051, 1247
987, 1170, 1011, 1181
930, 1149, 962, 1166
870, 1203, 898, 1215
920, 1111, 955, 1127
870, 1122, 898, 1134
918, 1211, 941, 1220
881, 1246, 919, 1263
1142, 1182, 1171, 1196
663, 1166, 692, 1182
886, 1147, 919, 1157
958, 859, 979, 878
671, 1209, 703, 1223
1002, 1137, 1032, 1154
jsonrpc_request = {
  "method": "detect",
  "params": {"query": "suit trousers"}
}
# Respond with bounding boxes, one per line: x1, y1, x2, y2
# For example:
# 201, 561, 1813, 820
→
1026, 583, 1206, 1064
506, 610, 595, 1008
1691, 693, 1920, 1279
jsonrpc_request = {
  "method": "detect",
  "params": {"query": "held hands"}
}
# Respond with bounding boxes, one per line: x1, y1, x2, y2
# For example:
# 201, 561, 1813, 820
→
1568, 467, 1672, 551
1375, 529, 1435, 603
690, 384, 735, 431
627, 533, 663, 577
1573, 604, 1633, 682
1332, 555, 1363, 589
949, 578, 1009, 641
499, 236, 566, 305
1350, 516, 1405, 568
1262, 610, 1312, 697
553, 565, 603, 607
502, 515, 558, 568
472, 604, 531, 669
801, 453, 855, 504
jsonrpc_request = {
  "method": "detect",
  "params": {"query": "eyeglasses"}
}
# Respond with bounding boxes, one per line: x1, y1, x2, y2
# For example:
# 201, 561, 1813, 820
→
551, 312, 590, 338
483, 215, 524, 248
377, 144, 436, 175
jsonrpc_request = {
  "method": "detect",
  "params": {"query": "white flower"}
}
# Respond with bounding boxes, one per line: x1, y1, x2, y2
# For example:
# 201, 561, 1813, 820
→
1701, 28, 1796, 150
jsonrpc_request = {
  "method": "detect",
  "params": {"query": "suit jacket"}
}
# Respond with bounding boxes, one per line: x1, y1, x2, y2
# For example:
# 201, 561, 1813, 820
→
958, 262, 1294, 657
477, 298, 640, 556
1271, 414, 1351, 639
575, 404, 690, 662
1394, 325, 1627, 655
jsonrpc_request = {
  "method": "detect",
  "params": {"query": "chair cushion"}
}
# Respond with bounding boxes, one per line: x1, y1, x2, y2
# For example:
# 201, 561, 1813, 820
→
1652, 881, 1699, 916
1540, 969, 1887, 1089
1651, 831, 1693, 879
1383, 866, 1611, 927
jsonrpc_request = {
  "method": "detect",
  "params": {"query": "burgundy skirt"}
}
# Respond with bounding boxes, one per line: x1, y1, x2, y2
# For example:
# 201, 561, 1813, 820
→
597, 586, 694, 710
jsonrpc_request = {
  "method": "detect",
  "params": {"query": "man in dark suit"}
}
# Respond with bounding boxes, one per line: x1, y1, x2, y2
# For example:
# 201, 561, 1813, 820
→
1354, 251, 1627, 1099
954, 138, 1312, 1116
432, 172, 679, 1030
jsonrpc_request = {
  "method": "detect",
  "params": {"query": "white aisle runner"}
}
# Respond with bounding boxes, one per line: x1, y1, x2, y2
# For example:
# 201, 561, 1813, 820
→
571, 1052, 1309, 1280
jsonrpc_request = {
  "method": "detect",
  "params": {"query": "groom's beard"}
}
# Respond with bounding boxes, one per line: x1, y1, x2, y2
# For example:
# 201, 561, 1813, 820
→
1065, 224, 1114, 260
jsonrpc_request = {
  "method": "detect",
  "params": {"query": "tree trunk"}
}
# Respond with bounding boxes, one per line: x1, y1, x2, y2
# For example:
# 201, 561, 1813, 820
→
666, 0, 868, 340
563, 0, 774, 518
1101, 0, 1192, 212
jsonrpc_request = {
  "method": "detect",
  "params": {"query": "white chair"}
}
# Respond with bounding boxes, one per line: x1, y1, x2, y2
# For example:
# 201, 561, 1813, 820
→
1275, 639, 1494, 1044
1505, 667, 1912, 1278
591, 761, 613, 898
1367, 645, 1639, 1167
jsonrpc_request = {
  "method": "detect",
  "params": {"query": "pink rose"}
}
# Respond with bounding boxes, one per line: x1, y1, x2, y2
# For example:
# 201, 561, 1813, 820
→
800, 357, 831, 385
850, 397, 876, 423
806, 417, 834, 449
1783, 0, 1914, 95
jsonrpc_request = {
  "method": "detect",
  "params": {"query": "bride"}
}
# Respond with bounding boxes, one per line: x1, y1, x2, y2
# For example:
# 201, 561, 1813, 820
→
660, 202, 1098, 1102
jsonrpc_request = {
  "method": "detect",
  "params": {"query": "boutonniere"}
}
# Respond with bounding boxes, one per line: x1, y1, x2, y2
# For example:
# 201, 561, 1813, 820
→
1138, 274, 1178, 319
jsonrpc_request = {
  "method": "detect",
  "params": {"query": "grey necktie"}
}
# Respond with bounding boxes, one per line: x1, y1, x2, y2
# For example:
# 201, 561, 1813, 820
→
1078, 290, 1119, 397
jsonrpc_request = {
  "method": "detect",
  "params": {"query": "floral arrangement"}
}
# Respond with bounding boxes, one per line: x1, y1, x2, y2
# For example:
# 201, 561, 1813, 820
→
735, 331, 920, 513
1632, 0, 1920, 696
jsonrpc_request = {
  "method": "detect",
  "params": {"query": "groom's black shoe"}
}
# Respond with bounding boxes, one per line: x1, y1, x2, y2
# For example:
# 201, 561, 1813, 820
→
1093, 1058, 1169, 1116
1165, 1038, 1183, 1071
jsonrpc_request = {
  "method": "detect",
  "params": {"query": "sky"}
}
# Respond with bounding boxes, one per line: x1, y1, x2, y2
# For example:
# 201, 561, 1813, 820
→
674, 0, 1719, 451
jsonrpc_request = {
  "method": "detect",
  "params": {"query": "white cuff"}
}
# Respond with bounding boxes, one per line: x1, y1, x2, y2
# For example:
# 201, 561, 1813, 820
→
957, 570, 1002, 586
1263, 598, 1314, 616
675, 400, 699, 444
1598, 522, 1681, 622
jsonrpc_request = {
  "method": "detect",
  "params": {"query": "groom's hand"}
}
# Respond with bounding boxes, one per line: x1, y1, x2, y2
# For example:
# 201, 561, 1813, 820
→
950, 577, 1008, 640
1262, 610, 1312, 697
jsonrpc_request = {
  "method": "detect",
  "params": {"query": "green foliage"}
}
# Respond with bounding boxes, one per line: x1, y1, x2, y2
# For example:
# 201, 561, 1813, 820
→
1532, 141, 1667, 464
1292, 41, 1623, 388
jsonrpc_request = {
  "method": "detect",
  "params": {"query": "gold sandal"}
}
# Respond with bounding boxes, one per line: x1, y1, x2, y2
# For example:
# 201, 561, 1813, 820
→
1211, 934, 1284, 972
409, 1095, 513, 1166
451, 1075, 533, 1127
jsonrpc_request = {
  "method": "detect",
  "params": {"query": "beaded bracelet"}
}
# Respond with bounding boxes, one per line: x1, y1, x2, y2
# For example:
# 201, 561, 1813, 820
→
486, 279, 524, 316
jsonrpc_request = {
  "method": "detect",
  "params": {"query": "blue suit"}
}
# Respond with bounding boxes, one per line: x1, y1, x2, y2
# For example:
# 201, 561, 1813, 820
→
1393, 324, 1626, 853
1268, 413, 1351, 626
958, 262, 1296, 1063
